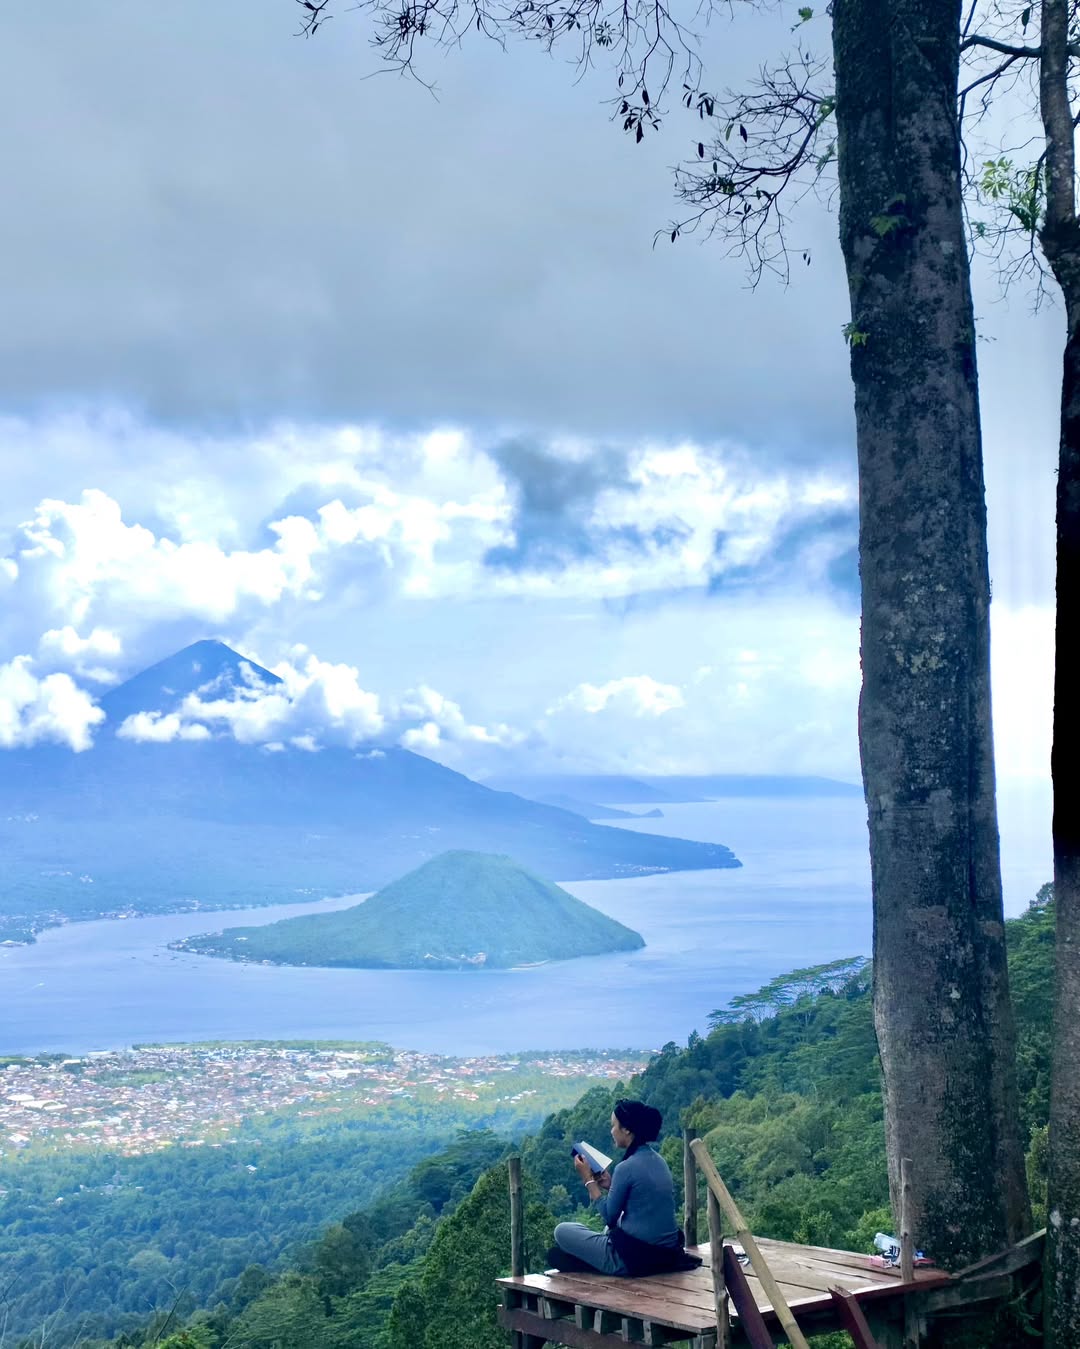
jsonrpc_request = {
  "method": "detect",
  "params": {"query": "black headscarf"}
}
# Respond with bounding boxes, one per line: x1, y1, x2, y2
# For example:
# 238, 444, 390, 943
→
614, 1099, 662, 1155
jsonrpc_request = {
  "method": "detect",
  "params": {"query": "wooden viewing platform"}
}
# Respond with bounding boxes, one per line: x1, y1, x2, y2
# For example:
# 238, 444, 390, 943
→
498, 1235, 952, 1347
499, 1141, 1045, 1349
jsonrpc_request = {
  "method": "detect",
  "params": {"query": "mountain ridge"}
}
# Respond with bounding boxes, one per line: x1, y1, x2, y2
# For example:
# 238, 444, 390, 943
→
1, 644, 741, 925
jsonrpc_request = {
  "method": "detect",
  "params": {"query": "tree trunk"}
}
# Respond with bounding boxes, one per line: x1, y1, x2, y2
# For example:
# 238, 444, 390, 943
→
1037, 2, 1080, 1337
1047, 308, 1080, 1346
831, 0, 1030, 1269
1039, 178, 1080, 1349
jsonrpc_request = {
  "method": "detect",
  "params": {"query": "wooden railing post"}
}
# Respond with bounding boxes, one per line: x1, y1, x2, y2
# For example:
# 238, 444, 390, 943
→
707, 1187, 730, 1347
899, 1157, 914, 1284
691, 1138, 811, 1349
900, 1156, 921, 1349
509, 1155, 524, 1279
683, 1128, 699, 1247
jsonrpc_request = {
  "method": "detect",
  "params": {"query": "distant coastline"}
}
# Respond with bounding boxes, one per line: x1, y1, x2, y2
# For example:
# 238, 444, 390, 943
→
0, 892, 365, 947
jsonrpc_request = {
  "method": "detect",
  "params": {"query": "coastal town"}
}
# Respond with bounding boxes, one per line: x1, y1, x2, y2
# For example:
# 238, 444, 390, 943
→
0, 1043, 649, 1158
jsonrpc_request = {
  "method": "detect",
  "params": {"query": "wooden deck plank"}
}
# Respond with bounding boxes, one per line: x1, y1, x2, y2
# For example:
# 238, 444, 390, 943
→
766, 1264, 882, 1295
761, 1260, 904, 1296
497, 1273, 715, 1333
728, 1252, 873, 1296
499, 1273, 719, 1322
512, 1278, 717, 1322
755, 1237, 904, 1274
496, 1233, 955, 1345
691, 1237, 920, 1286
500, 1271, 718, 1313
739, 1271, 835, 1319
735, 1248, 945, 1296
497, 1264, 939, 1323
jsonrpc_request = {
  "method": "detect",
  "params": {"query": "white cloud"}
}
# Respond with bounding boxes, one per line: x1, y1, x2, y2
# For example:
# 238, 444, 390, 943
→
394, 685, 525, 751
38, 624, 123, 683
400, 721, 441, 751
11, 489, 325, 635
549, 675, 686, 717
177, 651, 385, 748
0, 656, 104, 751
110, 649, 526, 759
1, 431, 860, 667
116, 711, 212, 743
0, 418, 1050, 798
39, 625, 122, 661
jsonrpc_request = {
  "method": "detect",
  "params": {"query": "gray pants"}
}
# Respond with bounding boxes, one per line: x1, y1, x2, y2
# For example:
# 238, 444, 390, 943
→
553, 1221, 629, 1275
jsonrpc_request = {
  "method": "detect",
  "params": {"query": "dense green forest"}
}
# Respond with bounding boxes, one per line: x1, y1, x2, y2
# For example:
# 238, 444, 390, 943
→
71, 889, 1054, 1349
0, 1056, 626, 1344
177, 851, 645, 969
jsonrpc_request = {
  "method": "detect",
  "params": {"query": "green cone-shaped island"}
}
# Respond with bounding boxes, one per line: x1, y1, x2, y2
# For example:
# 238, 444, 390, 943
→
173, 850, 645, 969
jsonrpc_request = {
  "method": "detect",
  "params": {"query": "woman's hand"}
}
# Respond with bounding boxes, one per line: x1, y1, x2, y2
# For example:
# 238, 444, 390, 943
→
596, 1169, 612, 1191
573, 1153, 594, 1184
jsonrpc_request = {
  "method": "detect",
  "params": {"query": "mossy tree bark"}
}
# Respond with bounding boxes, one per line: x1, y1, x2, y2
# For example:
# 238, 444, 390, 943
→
832, 0, 1030, 1270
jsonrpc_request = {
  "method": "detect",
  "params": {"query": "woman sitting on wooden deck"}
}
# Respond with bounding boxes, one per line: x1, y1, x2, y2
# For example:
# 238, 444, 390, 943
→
548, 1099, 703, 1279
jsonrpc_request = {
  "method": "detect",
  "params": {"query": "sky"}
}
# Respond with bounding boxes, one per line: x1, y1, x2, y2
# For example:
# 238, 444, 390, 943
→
0, 2, 1060, 877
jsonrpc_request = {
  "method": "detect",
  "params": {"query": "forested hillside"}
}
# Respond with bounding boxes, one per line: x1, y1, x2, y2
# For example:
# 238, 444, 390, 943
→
83, 889, 1055, 1349
0, 1054, 626, 1345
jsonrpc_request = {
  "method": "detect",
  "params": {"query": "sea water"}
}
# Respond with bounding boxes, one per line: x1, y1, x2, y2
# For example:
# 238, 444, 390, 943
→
0, 794, 1050, 1057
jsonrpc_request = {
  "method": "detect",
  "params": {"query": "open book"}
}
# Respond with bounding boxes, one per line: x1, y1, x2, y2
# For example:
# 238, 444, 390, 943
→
571, 1140, 613, 1174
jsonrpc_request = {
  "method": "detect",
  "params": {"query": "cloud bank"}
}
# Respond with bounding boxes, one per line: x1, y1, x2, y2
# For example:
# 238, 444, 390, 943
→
0, 416, 1051, 785
0, 656, 104, 751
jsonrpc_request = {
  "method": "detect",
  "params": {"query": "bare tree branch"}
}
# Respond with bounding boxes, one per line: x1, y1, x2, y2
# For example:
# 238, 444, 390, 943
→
962, 33, 1043, 56
294, 0, 727, 113
289, 0, 1079, 295
661, 48, 831, 283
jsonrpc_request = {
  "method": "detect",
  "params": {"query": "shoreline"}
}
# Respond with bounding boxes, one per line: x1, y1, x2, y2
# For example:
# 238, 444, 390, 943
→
0, 892, 367, 947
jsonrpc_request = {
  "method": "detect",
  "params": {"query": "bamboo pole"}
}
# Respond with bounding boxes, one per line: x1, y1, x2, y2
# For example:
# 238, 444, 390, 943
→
683, 1129, 699, 1247
509, 1155, 524, 1279
690, 1138, 811, 1349
707, 1187, 730, 1347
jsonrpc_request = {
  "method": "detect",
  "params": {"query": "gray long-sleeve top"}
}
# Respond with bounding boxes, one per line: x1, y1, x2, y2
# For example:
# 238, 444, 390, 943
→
591, 1144, 681, 1247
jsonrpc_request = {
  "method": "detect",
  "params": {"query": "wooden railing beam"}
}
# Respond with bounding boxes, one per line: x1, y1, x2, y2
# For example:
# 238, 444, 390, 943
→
690, 1139, 810, 1349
